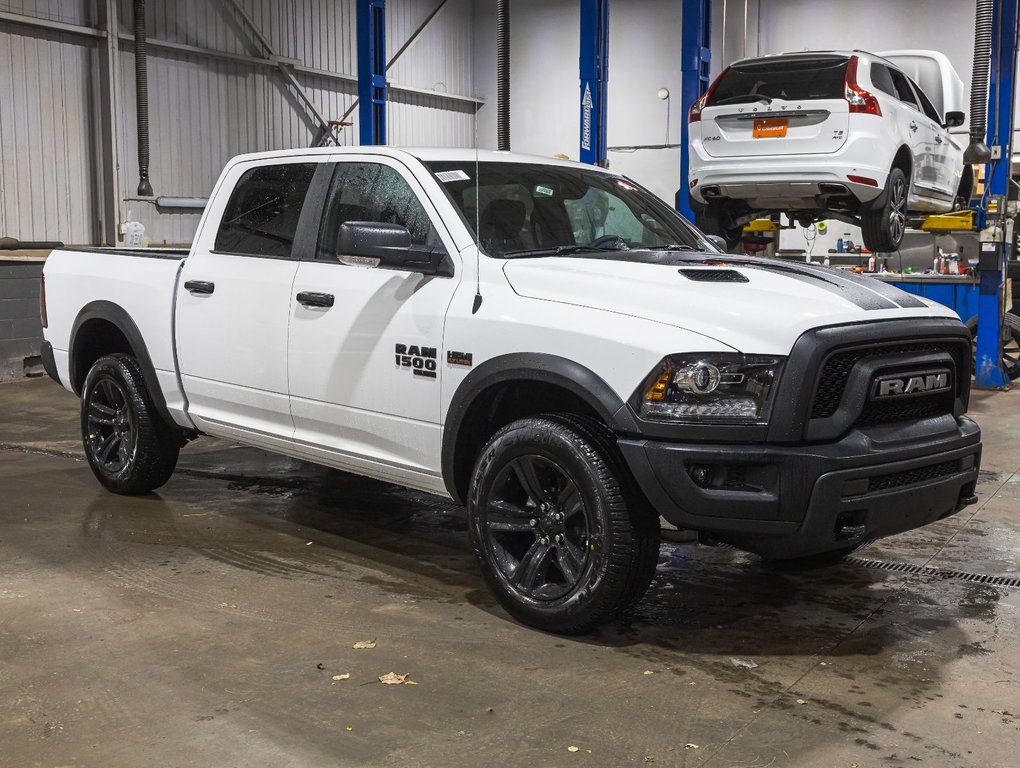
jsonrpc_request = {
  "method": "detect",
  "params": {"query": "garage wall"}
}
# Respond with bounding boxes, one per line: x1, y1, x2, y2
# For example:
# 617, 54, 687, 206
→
0, 4, 99, 244
0, 0, 479, 246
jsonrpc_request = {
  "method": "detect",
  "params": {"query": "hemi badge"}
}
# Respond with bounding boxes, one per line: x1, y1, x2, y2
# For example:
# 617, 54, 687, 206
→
447, 351, 473, 367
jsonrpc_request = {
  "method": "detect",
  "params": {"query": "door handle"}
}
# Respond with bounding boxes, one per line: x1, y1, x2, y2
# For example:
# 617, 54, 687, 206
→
296, 291, 335, 308
909, 121, 918, 132
184, 280, 215, 295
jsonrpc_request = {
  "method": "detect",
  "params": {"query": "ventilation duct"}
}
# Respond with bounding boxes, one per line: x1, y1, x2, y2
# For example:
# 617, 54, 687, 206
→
964, 0, 993, 163
496, 0, 510, 151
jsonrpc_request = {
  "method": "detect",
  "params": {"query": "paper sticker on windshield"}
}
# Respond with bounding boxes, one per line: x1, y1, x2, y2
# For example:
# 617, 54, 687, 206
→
535, 185, 554, 197
436, 170, 470, 183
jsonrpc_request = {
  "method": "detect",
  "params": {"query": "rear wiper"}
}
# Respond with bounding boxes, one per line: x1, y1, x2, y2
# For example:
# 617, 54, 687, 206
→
503, 243, 630, 258
711, 94, 773, 106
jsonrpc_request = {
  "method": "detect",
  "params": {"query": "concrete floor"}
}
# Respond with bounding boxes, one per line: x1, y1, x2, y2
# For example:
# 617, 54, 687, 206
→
1, 378, 1018, 768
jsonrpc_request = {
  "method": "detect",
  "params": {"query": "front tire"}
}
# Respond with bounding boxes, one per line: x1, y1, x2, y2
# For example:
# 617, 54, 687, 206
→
467, 415, 659, 634
81, 353, 180, 495
861, 166, 909, 253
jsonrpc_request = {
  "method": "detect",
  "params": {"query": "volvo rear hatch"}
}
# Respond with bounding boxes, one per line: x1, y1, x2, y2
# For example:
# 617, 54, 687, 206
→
694, 54, 855, 158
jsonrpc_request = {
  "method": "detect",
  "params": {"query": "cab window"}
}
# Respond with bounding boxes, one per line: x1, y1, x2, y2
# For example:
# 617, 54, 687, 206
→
317, 162, 433, 259
888, 68, 919, 110
214, 163, 316, 258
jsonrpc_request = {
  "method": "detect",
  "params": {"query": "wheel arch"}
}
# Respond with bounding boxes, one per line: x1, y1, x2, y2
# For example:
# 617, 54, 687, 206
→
70, 301, 176, 430
441, 354, 638, 504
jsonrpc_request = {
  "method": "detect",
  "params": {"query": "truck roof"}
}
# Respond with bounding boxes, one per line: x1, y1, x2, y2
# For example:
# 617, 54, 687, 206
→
225, 146, 605, 172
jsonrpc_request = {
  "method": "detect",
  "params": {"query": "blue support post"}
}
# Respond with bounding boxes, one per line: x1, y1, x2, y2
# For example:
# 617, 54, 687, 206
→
974, 0, 1019, 388
357, 0, 386, 146
579, 0, 609, 166
678, 0, 711, 222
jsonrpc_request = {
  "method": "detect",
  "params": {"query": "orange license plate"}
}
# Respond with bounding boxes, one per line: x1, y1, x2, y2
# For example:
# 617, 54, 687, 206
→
753, 118, 788, 138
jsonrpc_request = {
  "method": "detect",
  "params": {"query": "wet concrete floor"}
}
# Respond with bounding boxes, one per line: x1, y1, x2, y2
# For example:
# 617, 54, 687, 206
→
1, 378, 1018, 767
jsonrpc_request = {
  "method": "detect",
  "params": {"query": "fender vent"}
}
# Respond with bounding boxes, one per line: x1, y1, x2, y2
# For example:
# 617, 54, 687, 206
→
678, 268, 749, 283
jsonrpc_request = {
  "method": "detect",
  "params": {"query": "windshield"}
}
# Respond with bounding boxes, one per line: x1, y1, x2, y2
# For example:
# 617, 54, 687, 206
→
425, 161, 718, 257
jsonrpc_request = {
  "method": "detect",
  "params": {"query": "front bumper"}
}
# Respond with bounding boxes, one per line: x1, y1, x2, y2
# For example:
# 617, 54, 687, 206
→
619, 416, 981, 559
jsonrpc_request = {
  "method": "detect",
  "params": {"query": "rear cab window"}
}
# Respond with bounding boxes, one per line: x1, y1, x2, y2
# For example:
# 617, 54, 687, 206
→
214, 163, 316, 258
707, 56, 849, 106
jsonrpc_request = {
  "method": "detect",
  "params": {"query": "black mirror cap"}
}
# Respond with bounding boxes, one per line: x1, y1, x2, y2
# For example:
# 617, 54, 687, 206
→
337, 221, 452, 277
338, 221, 412, 263
705, 234, 729, 252
944, 110, 966, 129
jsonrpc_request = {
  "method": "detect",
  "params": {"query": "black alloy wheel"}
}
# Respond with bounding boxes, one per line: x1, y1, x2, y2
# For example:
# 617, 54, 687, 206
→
85, 374, 137, 476
480, 454, 594, 602
81, 354, 181, 494
468, 414, 659, 634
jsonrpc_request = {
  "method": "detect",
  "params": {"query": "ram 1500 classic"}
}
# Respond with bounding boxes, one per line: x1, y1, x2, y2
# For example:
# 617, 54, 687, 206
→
41, 147, 981, 633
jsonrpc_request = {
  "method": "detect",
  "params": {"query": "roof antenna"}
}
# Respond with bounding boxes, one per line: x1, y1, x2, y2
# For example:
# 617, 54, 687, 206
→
472, 109, 483, 314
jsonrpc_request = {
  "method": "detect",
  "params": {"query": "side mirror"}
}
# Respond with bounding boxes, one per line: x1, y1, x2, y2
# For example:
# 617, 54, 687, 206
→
944, 110, 966, 129
705, 234, 729, 252
337, 221, 450, 276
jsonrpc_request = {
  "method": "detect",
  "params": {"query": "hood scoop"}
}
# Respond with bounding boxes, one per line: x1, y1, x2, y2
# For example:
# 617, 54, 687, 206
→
678, 268, 749, 283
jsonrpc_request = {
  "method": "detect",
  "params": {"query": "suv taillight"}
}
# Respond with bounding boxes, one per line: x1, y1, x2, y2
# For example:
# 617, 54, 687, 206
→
845, 56, 881, 116
39, 273, 48, 329
689, 67, 730, 123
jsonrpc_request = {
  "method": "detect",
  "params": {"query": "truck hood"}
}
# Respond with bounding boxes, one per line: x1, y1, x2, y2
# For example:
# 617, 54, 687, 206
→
501, 251, 959, 355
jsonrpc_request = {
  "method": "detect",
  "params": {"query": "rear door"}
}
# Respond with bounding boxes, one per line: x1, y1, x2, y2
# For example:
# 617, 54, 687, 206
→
909, 77, 960, 200
700, 55, 850, 157
886, 67, 938, 198
176, 157, 322, 439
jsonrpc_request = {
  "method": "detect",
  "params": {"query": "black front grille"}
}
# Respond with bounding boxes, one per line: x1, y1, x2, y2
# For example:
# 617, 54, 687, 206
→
867, 459, 961, 493
856, 393, 955, 427
811, 341, 964, 420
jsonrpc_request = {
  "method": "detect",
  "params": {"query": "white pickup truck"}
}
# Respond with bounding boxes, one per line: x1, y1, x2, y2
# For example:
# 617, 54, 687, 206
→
41, 147, 981, 633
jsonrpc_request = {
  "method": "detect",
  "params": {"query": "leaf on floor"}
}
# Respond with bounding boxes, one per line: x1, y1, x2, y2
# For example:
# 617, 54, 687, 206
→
353, 640, 377, 649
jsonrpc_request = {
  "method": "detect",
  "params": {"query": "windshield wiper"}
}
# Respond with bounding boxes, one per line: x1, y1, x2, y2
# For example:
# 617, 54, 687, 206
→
711, 94, 773, 106
502, 243, 630, 258
643, 244, 698, 251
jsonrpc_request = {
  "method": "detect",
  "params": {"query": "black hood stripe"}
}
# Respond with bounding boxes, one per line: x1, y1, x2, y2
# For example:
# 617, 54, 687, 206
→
563, 250, 925, 311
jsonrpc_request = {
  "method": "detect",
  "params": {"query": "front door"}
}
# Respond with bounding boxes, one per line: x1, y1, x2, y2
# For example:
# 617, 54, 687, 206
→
286, 156, 461, 491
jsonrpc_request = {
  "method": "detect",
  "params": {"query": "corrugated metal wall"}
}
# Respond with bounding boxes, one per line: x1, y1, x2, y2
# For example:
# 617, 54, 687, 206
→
0, 0, 478, 245
0, 0, 98, 244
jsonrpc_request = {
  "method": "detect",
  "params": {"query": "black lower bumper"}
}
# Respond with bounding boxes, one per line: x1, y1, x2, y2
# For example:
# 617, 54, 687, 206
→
619, 416, 981, 560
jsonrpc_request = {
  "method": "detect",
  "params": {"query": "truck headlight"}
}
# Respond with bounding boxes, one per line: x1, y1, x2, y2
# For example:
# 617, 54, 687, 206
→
638, 355, 783, 423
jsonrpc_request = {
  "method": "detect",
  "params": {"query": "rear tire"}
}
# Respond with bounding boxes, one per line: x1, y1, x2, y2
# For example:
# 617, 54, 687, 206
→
955, 165, 974, 210
861, 167, 909, 253
81, 353, 180, 495
467, 414, 659, 634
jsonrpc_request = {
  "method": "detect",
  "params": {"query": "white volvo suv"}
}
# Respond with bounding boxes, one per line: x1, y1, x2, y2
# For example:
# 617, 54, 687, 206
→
688, 50, 969, 253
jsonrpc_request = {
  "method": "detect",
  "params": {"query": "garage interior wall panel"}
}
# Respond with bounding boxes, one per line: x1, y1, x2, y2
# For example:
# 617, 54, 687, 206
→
113, 0, 475, 244
0, 14, 97, 244
1, 0, 475, 245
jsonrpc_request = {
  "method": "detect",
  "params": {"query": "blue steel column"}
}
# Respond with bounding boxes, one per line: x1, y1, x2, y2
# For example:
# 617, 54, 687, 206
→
357, 0, 387, 145
579, 0, 609, 166
975, 0, 1019, 388
678, 0, 711, 221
